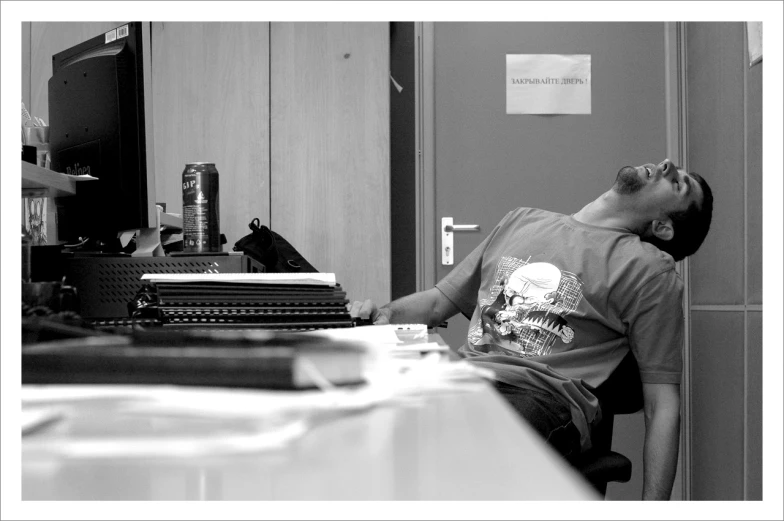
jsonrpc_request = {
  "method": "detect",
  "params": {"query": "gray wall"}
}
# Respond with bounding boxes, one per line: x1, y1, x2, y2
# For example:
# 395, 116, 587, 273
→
686, 22, 763, 500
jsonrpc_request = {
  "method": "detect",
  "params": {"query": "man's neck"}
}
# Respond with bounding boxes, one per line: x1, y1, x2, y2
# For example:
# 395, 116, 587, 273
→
572, 191, 641, 234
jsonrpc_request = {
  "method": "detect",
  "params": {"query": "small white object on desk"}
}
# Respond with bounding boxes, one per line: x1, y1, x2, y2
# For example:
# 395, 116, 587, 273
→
393, 323, 427, 332
389, 341, 448, 353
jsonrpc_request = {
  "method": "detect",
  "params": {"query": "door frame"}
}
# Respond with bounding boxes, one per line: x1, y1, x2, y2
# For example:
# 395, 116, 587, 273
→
414, 22, 437, 292
668, 20, 693, 501
413, 21, 692, 500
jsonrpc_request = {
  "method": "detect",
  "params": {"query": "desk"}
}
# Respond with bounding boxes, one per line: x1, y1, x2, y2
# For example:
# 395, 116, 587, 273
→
21, 335, 598, 501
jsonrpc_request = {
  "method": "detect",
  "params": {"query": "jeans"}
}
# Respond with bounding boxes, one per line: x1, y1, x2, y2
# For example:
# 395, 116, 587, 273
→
494, 381, 582, 462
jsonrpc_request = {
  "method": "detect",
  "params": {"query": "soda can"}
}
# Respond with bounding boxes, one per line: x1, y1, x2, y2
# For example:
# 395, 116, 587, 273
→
182, 162, 221, 253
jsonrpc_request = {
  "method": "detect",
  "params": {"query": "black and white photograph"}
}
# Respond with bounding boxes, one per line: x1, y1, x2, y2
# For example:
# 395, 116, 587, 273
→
2, 2, 782, 520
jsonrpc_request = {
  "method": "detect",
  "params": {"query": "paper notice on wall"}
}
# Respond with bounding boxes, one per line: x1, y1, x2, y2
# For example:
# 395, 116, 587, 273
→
506, 54, 591, 114
747, 22, 762, 67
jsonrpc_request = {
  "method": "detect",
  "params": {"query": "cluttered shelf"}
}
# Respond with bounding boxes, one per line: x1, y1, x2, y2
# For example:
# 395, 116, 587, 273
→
22, 161, 96, 199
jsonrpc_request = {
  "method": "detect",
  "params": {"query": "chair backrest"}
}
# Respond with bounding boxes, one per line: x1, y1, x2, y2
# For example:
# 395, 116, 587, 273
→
578, 351, 644, 494
591, 350, 644, 415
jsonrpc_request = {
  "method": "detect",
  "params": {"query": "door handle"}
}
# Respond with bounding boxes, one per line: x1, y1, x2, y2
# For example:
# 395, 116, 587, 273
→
443, 224, 480, 232
442, 217, 480, 265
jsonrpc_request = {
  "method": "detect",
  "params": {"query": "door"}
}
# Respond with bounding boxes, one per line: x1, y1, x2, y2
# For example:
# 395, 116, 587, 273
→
428, 22, 672, 500
430, 21, 669, 350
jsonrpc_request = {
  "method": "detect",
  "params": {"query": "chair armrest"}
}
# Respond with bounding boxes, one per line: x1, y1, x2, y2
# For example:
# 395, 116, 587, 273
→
574, 450, 633, 486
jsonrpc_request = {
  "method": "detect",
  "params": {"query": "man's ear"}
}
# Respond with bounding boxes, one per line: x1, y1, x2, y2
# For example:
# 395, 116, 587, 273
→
649, 218, 674, 242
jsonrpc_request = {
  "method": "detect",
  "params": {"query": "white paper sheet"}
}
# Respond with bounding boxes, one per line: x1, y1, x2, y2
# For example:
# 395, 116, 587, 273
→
302, 324, 402, 345
141, 272, 337, 286
388, 341, 448, 353
747, 22, 762, 67
506, 54, 591, 114
21, 385, 386, 458
22, 407, 64, 436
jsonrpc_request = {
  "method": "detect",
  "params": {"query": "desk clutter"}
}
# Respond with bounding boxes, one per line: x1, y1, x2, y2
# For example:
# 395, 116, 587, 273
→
62, 253, 267, 322
22, 328, 367, 391
136, 272, 355, 331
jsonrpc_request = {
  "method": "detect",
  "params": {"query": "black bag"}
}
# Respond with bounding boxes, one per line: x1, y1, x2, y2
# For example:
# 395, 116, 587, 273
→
233, 218, 318, 273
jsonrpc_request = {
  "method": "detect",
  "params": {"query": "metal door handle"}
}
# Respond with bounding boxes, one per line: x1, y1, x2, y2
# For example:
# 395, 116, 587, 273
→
442, 217, 480, 265
444, 224, 480, 232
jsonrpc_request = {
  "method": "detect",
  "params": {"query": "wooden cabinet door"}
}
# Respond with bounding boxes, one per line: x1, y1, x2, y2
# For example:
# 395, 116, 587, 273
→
151, 22, 271, 249
271, 22, 390, 305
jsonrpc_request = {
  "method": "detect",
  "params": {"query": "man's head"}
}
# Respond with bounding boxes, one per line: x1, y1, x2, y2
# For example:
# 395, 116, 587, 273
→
613, 159, 714, 262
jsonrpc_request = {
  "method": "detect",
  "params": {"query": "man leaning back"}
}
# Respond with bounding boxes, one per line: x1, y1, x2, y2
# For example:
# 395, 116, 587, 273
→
350, 159, 713, 500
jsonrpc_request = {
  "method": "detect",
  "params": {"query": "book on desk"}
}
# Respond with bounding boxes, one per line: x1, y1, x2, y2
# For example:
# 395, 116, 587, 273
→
22, 329, 368, 390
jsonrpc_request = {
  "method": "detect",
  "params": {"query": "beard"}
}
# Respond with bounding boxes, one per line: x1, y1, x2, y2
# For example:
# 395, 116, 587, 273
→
613, 165, 645, 195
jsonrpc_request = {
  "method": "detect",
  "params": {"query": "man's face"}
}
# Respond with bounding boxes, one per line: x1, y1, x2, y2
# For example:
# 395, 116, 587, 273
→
614, 159, 705, 217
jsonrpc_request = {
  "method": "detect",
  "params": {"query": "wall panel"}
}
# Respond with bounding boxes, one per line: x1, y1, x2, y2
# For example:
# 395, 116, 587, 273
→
22, 22, 31, 110
30, 22, 124, 123
271, 22, 390, 305
686, 22, 764, 501
151, 22, 270, 248
687, 23, 746, 305
746, 59, 763, 305
746, 311, 762, 500
690, 311, 745, 499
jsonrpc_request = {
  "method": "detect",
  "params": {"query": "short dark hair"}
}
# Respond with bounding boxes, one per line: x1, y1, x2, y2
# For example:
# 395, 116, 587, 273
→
643, 171, 714, 262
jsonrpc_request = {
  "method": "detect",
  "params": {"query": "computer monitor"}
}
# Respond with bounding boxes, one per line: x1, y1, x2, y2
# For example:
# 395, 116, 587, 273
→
49, 22, 156, 249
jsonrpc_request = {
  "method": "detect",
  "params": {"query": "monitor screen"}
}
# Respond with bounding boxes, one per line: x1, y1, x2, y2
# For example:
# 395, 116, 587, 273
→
49, 22, 156, 249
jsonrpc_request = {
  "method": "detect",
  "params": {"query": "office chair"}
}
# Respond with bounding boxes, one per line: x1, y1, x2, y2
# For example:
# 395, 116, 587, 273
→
572, 350, 644, 497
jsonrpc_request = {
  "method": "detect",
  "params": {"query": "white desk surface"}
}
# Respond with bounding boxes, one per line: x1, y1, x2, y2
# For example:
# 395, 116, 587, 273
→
22, 381, 597, 501
21, 331, 597, 501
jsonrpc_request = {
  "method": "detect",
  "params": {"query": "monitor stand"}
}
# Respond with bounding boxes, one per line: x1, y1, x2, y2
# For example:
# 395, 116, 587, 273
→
132, 225, 164, 257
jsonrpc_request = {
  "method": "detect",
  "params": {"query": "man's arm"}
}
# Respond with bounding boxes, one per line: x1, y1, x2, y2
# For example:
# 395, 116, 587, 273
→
350, 287, 460, 328
641, 382, 681, 500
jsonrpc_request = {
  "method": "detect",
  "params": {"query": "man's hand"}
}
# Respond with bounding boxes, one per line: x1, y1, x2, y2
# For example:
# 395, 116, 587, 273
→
348, 288, 459, 328
348, 299, 391, 325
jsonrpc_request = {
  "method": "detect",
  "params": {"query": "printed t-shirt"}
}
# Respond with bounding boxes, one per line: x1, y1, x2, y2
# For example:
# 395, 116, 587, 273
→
435, 207, 684, 450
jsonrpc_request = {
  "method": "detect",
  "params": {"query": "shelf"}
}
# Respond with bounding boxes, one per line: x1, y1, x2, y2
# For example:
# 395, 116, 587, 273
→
22, 161, 96, 198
